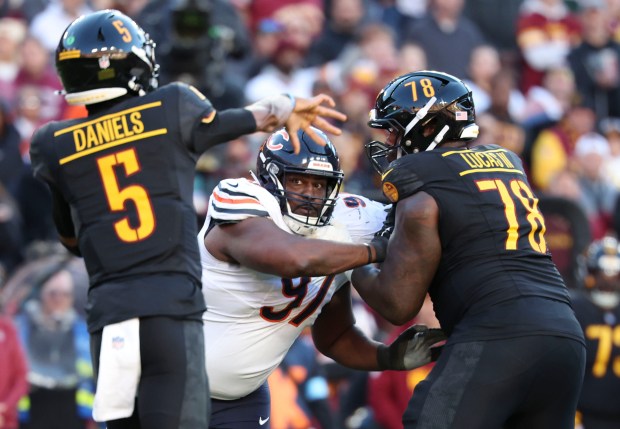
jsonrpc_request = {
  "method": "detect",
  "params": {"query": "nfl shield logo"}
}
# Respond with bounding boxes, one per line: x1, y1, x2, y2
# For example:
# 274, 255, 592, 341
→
112, 336, 125, 349
99, 55, 110, 69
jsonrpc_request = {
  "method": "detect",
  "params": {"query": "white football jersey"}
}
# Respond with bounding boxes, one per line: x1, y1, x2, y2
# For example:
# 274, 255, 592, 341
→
198, 179, 388, 399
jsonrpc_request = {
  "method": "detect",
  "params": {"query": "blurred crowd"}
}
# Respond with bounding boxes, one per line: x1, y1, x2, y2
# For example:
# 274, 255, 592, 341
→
1, 0, 620, 428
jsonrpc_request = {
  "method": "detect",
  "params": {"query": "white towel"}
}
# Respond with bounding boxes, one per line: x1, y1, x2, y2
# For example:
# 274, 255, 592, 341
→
92, 318, 141, 422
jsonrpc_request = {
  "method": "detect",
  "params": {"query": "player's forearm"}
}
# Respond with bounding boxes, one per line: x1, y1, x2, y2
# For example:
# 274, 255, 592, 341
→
284, 240, 374, 278
351, 265, 418, 325
316, 324, 383, 371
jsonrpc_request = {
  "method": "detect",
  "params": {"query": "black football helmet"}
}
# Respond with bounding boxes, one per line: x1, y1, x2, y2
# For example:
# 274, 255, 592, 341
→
366, 70, 479, 174
55, 9, 159, 105
255, 127, 344, 235
580, 236, 620, 309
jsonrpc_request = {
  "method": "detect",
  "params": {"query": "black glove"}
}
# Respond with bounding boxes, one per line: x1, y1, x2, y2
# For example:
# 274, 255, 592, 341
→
369, 235, 388, 263
376, 204, 395, 240
377, 325, 447, 371
369, 205, 396, 263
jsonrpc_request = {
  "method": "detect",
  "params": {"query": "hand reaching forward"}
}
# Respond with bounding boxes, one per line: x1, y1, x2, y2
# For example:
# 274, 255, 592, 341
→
377, 325, 447, 370
286, 94, 347, 153
249, 93, 347, 154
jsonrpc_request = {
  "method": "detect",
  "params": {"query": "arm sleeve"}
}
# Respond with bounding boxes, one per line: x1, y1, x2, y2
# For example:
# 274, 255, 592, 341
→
193, 108, 256, 154
175, 82, 256, 154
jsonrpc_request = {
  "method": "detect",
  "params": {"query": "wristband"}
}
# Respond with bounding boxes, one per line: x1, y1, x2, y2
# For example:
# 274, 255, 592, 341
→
364, 243, 373, 264
376, 344, 391, 370
282, 93, 296, 108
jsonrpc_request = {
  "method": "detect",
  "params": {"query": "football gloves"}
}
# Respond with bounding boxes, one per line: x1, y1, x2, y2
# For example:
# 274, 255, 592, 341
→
368, 204, 395, 263
377, 325, 447, 371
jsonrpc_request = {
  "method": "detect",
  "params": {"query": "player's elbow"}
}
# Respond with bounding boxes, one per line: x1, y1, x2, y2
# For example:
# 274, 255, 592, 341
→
382, 302, 419, 326
384, 312, 414, 326
276, 253, 316, 278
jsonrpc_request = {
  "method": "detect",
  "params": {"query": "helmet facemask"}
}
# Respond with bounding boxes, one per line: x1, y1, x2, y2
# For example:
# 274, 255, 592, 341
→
263, 161, 342, 236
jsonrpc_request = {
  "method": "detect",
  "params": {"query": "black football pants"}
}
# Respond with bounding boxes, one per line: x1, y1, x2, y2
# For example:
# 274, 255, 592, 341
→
403, 335, 586, 429
90, 316, 209, 429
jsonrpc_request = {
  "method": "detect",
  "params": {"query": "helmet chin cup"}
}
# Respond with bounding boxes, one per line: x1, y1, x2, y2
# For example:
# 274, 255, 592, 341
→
283, 214, 318, 236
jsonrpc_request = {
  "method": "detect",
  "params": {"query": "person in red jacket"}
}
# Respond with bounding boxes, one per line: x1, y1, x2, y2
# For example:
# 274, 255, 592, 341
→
0, 315, 28, 429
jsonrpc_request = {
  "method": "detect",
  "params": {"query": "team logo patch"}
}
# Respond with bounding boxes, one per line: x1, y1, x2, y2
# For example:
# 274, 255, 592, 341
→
112, 336, 125, 350
382, 182, 399, 203
98, 55, 110, 69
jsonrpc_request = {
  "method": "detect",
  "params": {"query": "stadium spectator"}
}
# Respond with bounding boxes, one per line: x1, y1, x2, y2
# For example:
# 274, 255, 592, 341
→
516, 0, 582, 93
0, 314, 28, 429
529, 103, 597, 191
28, 0, 93, 53
404, 0, 486, 79
568, 0, 620, 119
15, 268, 95, 429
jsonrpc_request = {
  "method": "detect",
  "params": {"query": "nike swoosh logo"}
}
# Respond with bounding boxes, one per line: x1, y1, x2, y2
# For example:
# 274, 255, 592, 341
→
227, 183, 239, 188
259, 416, 270, 425
381, 168, 394, 181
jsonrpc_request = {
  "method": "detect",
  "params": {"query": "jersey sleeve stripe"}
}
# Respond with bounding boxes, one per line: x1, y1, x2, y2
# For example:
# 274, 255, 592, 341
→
212, 190, 261, 206
211, 204, 270, 219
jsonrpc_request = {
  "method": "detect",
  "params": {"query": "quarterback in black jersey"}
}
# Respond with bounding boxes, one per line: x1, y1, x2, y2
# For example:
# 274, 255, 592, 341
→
351, 70, 586, 428
570, 237, 620, 429
28, 9, 346, 429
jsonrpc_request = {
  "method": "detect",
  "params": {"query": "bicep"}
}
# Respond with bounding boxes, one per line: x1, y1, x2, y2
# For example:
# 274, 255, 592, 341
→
311, 284, 355, 355
207, 216, 305, 275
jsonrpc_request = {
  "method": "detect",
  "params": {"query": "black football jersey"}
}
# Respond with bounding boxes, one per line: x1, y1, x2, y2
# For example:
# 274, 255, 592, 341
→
29, 83, 255, 331
570, 291, 620, 419
381, 144, 584, 343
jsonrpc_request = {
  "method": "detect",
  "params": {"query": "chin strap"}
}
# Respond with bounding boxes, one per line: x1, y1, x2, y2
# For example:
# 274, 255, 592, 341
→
426, 125, 450, 151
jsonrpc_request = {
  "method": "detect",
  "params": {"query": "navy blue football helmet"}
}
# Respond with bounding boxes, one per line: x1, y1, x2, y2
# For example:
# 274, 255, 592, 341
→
256, 127, 344, 235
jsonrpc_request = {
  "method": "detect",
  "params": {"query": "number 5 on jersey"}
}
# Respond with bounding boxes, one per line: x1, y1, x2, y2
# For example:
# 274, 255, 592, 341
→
97, 148, 155, 242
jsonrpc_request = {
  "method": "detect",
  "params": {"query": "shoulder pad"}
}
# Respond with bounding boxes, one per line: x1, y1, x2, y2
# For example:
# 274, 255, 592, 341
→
333, 193, 390, 244
209, 178, 275, 223
380, 156, 425, 203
